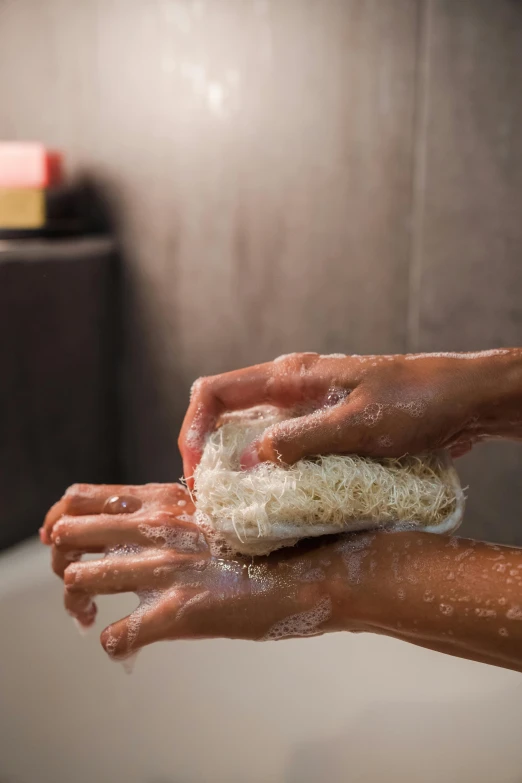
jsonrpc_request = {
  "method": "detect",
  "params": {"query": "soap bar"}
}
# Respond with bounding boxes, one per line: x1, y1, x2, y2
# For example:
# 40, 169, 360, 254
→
0, 143, 62, 188
0, 188, 45, 229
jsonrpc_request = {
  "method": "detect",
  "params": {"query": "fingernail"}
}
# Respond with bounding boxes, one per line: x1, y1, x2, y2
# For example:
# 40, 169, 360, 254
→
240, 442, 261, 470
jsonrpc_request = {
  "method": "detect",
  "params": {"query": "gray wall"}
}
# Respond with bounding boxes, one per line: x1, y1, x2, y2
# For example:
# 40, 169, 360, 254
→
1, 0, 521, 543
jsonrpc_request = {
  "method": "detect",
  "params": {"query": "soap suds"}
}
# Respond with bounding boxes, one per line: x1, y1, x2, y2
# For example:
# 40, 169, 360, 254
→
261, 596, 332, 641
405, 349, 510, 361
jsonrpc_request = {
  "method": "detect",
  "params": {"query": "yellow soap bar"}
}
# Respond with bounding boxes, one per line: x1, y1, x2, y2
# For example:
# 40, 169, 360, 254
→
0, 188, 45, 229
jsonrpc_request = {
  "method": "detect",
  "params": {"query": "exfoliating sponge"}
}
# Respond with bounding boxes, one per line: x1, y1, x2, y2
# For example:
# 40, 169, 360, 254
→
194, 406, 465, 556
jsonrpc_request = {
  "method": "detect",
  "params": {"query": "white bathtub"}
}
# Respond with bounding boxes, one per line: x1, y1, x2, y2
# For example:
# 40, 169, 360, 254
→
1, 538, 522, 783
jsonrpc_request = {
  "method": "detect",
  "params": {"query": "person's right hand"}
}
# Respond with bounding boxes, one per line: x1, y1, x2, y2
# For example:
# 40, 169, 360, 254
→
180, 350, 520, 487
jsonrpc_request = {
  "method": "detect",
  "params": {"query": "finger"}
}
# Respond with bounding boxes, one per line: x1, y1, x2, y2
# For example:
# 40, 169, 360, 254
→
52, 511, 203, 553
100, 593, 179, 658
41, 496, 69, 544
246, 401, 373, 466
41, 484, 143, 544
51, 514, 144, 551
51, 545, 81, 579
62, 482, 187, 514
136, 516, 208, 554
179, 355, 330, 485
64, 585, 97, 628
52, 545, 97, 624
64, 551, 195, 594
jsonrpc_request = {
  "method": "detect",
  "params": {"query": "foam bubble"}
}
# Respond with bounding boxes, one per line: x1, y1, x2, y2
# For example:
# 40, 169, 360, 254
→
299, 568, 326, 583
104, 632, 120, 657
190, 377, 206, 400
475, 608, 497, 619
360, 403, 384, 427
273, 353, 300, 363
396, 399, 427, 418
506, 605, 522, 621
405, 349, 511, 361
184, 403, 206, 449
324, 387, 348, 407
126, 589, 161, 650
138, 522, 206, 554
176, 590, 211, 620
261, 596, 332, 641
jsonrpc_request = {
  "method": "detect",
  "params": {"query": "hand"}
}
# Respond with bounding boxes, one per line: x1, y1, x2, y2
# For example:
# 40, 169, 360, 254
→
42, 483, 522, 672
180, 351, 514, 486
41, 483, 351, 659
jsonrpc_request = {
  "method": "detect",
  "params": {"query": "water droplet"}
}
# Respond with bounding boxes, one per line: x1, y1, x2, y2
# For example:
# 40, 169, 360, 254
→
104, 495, 142, 514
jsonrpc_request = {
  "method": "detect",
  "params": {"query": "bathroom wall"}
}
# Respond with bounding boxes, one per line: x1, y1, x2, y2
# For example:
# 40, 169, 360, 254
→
1, 0, 521, 543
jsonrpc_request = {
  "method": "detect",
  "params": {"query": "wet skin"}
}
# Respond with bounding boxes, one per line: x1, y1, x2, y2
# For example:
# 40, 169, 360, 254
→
42, 483, 522, 672
41, 350, 522, 670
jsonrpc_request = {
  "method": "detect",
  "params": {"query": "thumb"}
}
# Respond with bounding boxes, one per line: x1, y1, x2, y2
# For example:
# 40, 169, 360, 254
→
240, 404, 368, 467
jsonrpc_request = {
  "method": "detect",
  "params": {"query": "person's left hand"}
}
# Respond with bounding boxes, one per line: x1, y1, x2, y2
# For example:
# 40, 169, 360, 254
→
42, 483, 352, 659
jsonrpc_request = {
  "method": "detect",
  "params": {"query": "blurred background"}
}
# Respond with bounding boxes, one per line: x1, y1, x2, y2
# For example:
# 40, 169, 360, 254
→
1, 0, 522, 548
1, 2, 522, 782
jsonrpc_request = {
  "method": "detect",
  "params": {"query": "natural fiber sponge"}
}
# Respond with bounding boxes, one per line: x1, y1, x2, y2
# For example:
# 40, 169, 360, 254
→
194, 406, 465, 556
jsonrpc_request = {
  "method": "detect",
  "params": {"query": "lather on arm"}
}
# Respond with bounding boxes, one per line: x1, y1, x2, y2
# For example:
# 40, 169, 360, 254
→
42, 484, 522, 673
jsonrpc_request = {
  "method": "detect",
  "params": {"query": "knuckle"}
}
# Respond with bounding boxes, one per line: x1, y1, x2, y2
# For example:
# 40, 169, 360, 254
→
101, 626, 124, 657
64, 563, 82, 588
260, 427, 287, 463
149, 510, 179, 526
275, 351, 319, 367
190, 376, 210, 400
52, 519, 69, 542
296, 351, 320, 364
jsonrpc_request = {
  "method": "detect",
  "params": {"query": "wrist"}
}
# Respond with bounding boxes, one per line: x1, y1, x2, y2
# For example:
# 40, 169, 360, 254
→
470, 350, 522, 439
322, 535, 377, 634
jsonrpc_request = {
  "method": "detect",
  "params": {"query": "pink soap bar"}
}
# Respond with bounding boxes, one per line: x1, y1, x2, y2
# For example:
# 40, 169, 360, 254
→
0, 142, 63, 188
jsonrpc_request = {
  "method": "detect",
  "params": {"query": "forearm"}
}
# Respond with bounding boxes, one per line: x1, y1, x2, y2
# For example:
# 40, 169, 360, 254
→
341, 532, 522, 673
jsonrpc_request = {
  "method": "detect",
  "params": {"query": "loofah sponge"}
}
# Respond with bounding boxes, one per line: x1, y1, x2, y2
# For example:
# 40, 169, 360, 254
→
194, 406, 465, 556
